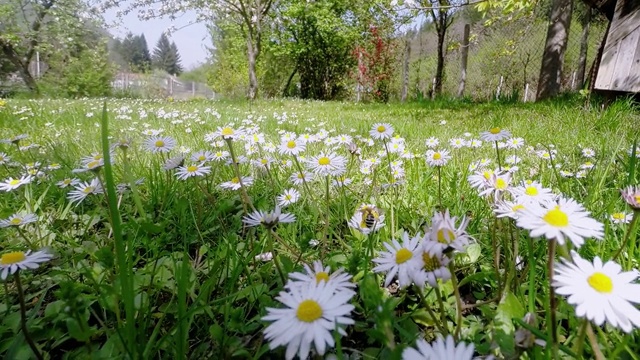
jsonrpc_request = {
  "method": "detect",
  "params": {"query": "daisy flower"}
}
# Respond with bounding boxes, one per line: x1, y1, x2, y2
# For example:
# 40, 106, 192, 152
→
144, 136, 176, 153
372, 231, 422, 288
0, 175, 32, 192
255, 252, 274, 262
287, 261, 356, 295
512, 180, 555, 205
1, 249, 53, 280
553, 251, 640, 333
610, 212, 632, 224
581, 148, 595, 158
277, 188, 301, 207
449, 138, 468, 149
425, 149, 451, 167
190, 150, 215, 163
480, 127, 511, 142
469, 139, 483, 148
306, 153, 347, 177
467, 169, 494, 191
175, 164, 211, 180
263, 282, 355, 360
290, 171, 314, 186
425, 137, 439, 148
506, 137, 525, 149
220, 176, 254, 191
211, 125, 245, 140
211, 150, 230, 161
242, 206, 295, 228
67, 178, 104, 205
56, 178, 80, 188
478, 171, 511, 200
279, 139, 306, 156
494, 200, 528, 220
413, 241, 451, 287
1, 134, 28, 145
621, 185, 640, 209
163, 155, 185, 171
0, 152, 11, 165
516, 197, 604, 248
403, 335, 475, 360
348, 204, 385, 235
370, 123, 394, 140
0, 213, 38, 228
425, 209, 472, 252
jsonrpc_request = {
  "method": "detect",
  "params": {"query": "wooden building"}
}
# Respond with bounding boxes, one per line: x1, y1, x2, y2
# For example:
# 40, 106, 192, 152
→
592, 0, 640, 93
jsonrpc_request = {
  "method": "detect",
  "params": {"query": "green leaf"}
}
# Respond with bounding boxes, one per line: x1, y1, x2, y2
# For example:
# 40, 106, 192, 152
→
66, 318, 90, 342
494, 291, 524, 357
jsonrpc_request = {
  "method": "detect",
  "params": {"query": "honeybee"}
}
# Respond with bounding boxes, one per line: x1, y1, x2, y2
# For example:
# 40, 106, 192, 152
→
359, 205, 382, 229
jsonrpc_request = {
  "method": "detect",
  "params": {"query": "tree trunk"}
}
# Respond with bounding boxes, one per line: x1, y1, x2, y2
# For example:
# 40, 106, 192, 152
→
247, 35, 259, 100
536, 0, 574, 100
434, 26, 446, 96
401, 37, 410, 102
576, 8, 591, 89
0, 42, 39, 93
457, 24, 470, 98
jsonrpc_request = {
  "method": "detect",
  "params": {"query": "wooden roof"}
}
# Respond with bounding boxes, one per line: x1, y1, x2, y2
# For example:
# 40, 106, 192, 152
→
582, 0, 618, 19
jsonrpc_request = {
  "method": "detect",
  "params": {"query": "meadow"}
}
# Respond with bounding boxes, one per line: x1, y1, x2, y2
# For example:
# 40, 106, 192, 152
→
0, 97, 639, 359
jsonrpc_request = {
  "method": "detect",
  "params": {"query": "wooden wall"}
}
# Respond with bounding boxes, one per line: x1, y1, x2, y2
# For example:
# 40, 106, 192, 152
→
594, 0, 640, 92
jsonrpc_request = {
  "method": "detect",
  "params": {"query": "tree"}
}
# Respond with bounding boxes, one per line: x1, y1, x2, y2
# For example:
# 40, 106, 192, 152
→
152, 33, 183, 75
117, 33, 152, 72
536, 0, 573, 100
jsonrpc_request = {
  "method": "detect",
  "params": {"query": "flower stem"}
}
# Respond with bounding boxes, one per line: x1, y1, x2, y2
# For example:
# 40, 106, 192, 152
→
527, 236, 536, 314
267, 231, 286, 286
15, 272, 44, 360
449, 262, 463, 340
586, 323, 605, 360
414, 285, 447, 335
612, 209, 639, 266
434, 286, 449, 336
574, 319, 589, 358
547, 239, 558, 358
494, 141, 502, 172
437, 166, 442, 210
225, 138, 255, 213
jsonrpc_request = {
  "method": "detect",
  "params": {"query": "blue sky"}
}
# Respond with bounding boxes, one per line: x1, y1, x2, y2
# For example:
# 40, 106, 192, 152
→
103, 6, 211, 70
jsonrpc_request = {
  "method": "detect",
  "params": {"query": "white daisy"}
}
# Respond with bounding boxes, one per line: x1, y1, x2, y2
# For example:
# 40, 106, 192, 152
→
279, 139, 306, 156
610, 212, 632, 225
581, 148, 595, 158
512, 181, 555, 205
494, 200, 528, 220
0, 175, 32, 192
163, 155, 185, 171
306, 153, 347, 177
467, 169, 494, 191
373, 231, 422, 288
413, 240, 451, 287
1, 249, 53, 280
425, 149, 451, 167
219, 176, 254, 191
67, 178, 104, 205
449, 138, 468, 149
621, 185, 640, 210
212, 125, 245, 140
0, 213, 38, 228
480, 127, 511, 142
277, 188, 301, 207
290, 171, 315, 186
553, 251, 640, 333
0, 152, 11, 165
262, 281, 355, 360
425, 137, 439, 148
144, 136, 176, 153
242, 206, 296, 228
506, 137, 525, 149
287, 261, 356, 295
403, 335, 475, 360
477, 171, 511, 200
425, 209, 472, 252
516, 197, 604, 248
56, 178, 80, 189
348, 204, 385, 235
370, 123, 394, 140
190, 150, 215, 163
175, 164, 211, 180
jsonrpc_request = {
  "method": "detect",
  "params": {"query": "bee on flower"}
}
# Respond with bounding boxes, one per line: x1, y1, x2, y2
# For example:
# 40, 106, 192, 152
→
348, 204, 385, 235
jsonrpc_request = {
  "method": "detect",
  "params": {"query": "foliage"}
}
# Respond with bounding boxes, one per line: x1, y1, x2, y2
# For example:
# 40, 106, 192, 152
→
112, 33, 153, 72
152, 33, 184, 76
353, 26, 399, 103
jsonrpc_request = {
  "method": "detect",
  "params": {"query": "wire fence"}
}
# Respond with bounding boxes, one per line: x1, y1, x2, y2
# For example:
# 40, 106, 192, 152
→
111, 72, 216, 99
402, 12, 607, 102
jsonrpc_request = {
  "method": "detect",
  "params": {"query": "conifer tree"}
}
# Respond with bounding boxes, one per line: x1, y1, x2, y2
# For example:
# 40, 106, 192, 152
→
152, 33, 183, 75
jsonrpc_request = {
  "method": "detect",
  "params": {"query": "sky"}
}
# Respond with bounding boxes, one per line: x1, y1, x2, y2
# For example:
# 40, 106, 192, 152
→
103, 5, 211, 70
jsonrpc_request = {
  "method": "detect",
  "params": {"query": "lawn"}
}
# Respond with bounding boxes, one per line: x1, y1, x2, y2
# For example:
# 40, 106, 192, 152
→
0, 97, 639, 359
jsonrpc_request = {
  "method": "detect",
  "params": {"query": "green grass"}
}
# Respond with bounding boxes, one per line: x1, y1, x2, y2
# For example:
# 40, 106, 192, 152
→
0, 97, 639, 359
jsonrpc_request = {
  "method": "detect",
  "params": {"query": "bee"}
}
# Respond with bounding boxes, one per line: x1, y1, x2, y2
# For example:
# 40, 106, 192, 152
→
347, 142, 361, 157
359, 205, 382, 229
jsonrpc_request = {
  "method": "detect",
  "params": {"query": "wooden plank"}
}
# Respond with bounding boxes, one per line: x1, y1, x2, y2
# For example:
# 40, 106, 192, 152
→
607, 0, 640, 45
611, 29, 640, 91
595, 39, 620, 89
625, 32, 640, 92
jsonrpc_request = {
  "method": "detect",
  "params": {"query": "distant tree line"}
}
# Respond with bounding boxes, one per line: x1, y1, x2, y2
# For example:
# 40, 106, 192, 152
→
111, 33, 184, 75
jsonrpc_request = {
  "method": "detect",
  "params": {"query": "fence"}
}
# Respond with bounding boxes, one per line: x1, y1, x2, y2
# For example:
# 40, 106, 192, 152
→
111, 72, 216, 99
400, 11, 607, 102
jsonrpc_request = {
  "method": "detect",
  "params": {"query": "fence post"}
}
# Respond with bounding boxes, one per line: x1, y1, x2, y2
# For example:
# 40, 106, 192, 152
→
524, 83, 529, 102
496, 76, 504, 100
457, 24, 470, 98
192, 82, 196, 97
571, 71, 576, 90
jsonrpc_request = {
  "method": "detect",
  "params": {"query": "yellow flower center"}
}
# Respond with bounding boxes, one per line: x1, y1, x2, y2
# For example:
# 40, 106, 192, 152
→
587, 272, 613, 293
525, 186, 538, 196
9, 179, 20, 186
543, 206, 569, 227
231, 177, 240, 184
155, 140, 165, 148
261, 159, 268, 165
63, 179, 71, 184
285, 194, 292, 200
187, 165, 198, 172
634, 195, 640, 204
318, 157, 330, 166
422, 252, 441, 271
87, 160, 101, 169
395, 248, 413, 264
198, 156, 206, 161
83, 186, 94, 193
483, 171, 492, 180
433, 152, 442, 160
437, 228, 456, 244
512, 204, 525, 212
0, 251, 26, 265
287, 141, 296, 149
221, 127, 234, 136
490, 127, 501, 134
315, 272, 330, 284
10, 217, 23, 225
612, 212, 626, 220
495, 178, 507, 190
377, 125, 386, 133
296, 299, 323, 322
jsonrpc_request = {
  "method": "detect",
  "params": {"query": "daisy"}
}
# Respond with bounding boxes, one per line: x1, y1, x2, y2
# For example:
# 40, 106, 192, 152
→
468, 169, 494, 191
211, 150, 230, 161
348, 204, 385, 235
581, 148, 595, 158
0, 152, 11, 165
56, 178, 80, 188
0, 175, 32, 192
425, 137, 439, 148
610, 212, 632, 224
403, 335, 475, 360
279, 139, 306, 156
373, 231, 423, 288
506, 137, 525, 149
67, 178, 104, 205
144, 136, 176, 153
580, 161, 595, 170
262, 281, 355, 360
290, 171, 314, 186
255, 252, 274, 262
425, 149, 451, 167
306, 153, 347, 177
480, 127, 511, 142
0, 213, 38, 228
413, 241, 451, 287
516, 197, 604, 248
1, 249, 53, 280
332, 177, 352, 188
175, 164, 211, 180
478, 171, 511, 200
277, 188, 301, 207
512, 181, 555, 205
190, 150, 215, 163
449, 138, 468, 149
242, 206, 295, 228
494, 200, 528, 220
72, 158, 105, 173
220, 176, 254, 191
287, 261, 356, 295
1, 134, 28, 145
163, 155, 185, 171
621, 185, 640, 209
370, 123, 394, 140
213, 125, 245, 140
425, 209, 473, 252
469, 139, 483, 148
553, 251, 640, 333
